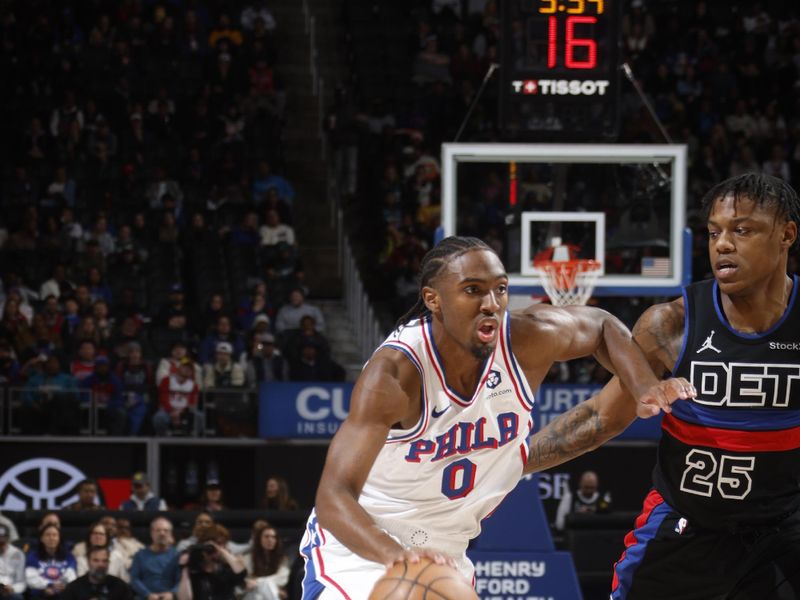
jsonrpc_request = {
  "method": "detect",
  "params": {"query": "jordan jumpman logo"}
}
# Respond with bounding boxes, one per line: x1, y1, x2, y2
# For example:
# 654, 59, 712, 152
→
696, 330, 721, 354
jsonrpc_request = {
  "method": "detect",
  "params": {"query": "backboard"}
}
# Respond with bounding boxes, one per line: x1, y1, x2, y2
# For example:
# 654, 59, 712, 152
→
441, 143, 690, 301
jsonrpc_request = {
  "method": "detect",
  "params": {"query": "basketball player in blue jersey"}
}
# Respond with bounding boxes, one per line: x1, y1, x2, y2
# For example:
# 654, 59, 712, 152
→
300, 236, 695, 599
526, 173, 800, 599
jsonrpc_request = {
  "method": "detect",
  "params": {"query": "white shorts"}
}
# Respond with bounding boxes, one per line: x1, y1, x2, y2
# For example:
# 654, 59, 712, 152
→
299, 509, 474, 599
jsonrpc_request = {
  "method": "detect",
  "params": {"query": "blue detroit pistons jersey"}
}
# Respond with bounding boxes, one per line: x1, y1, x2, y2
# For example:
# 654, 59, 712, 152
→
655, 276, 800, 530
358, 313, 536, 553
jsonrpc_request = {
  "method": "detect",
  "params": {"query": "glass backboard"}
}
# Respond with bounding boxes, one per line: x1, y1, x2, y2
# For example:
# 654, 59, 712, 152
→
441, 143, 690, 299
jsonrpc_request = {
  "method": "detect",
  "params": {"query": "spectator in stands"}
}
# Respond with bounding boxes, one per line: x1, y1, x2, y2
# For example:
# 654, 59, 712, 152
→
112, 519, 144, 572
245, 333, 288, 385
554, 470, 613, 531
24, 524, 77, 599
250, 160, 293, 206
0, 524, 25, 600
176, 514, 214, 553
412, 34, 451, 85
60, 298, 82, 342
237, 294, 273, 334
69, 340, 97, 383
288, 343, 345, 382
209, 13, 244, 48
40, 265, 75, 301
258, 209, 294, 247
0, 340, 20, 386
177, 525, 245, 600
81, 354, 126, 435
203, 342, 245, 389
194, 294, 227, 338
41, 296, 65, 341
66, 479, 104, 511
129, 517, 181, 600
120, 472, 167, 511
242, 524, 289, 600
241, 2, 276, 32
109, 244, 144, 293
273, 289, 324, 334
0, 514, 18, 544
75, 240, 107, 281
281, 315, 330, 364
157, 285, 190, 331
61, 546, 132, 600
259, 477, 297, 511
57, 208, 83, 253
146, 167, 184, 213
227, 211, 260, 247
21, 355, 80, 435
201, 479, 226, 513
87, 268, 113, 306
156, 341, 201, 387
110, 319, 148, 364
115, 343, 154, 435
83, 214, 116, 257
0, 297, 33, 356
71, 522, 127, 581
198, 316, 244, 365
34, 514, 62, 539
157, 210, 180, 245
154, 358, 199, 436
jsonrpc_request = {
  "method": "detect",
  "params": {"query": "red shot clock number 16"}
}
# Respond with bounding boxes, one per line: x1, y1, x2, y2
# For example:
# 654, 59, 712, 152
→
498, 0, 620, 140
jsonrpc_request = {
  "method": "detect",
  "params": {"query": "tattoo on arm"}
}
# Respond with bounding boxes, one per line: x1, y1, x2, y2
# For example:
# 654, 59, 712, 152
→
631, 301, 683, 374
526, 402, 605, 473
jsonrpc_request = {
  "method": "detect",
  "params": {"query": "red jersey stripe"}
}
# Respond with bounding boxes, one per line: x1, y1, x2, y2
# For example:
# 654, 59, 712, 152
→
662, 413, 800, 452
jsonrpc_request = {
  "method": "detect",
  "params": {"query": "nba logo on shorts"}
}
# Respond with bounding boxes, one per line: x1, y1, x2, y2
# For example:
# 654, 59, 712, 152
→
675, 517, 688, 535
486, 370, 502, 389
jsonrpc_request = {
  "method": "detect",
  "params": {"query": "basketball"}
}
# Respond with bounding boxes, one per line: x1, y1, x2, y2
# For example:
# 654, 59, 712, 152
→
368, 558, 479, 600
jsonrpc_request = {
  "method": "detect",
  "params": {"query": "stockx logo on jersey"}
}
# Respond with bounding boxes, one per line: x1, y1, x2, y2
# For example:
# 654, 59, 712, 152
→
486, 370, 502, 389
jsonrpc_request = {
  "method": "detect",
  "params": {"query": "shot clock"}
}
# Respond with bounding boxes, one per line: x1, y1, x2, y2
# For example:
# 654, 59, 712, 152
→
499, 0, 621, 140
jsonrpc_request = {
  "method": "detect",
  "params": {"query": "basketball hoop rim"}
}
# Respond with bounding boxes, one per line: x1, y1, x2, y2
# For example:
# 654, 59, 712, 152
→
532, 258, 602, 271
532, 258, 602, 304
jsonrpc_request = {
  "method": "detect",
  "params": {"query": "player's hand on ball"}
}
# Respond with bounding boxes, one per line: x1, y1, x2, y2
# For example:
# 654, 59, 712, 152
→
636, 377, 696, 418
370, 557, 478, 600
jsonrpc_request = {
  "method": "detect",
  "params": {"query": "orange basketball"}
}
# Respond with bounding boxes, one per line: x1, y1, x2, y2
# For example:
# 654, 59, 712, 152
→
368, 557, 479, 600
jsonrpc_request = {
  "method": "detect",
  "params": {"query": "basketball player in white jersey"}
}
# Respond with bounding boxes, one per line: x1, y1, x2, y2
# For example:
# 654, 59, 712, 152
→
300, 236, 695, 599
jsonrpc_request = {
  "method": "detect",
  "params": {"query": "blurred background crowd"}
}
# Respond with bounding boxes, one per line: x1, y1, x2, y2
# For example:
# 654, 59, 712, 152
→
1, 0, 798, 433
0, 0, 799, 598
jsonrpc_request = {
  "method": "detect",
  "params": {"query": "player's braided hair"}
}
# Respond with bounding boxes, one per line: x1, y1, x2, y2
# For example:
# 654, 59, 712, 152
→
701, 172, 800, 251
394, 236, 495, 329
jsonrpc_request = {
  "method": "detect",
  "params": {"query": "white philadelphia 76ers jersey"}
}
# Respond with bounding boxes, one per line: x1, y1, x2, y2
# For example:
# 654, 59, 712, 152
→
358, 312, 536, 555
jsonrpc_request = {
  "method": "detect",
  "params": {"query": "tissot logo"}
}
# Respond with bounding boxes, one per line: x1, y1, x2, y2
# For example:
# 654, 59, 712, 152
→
510, 79, 610, 96
769, 341, 800, 351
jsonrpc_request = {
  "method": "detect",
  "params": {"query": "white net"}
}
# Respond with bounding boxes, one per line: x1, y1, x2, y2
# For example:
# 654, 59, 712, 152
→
535, 259, 601, 306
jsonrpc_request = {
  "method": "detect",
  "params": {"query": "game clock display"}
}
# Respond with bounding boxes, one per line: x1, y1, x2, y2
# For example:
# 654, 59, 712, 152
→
499, 0, 621, 140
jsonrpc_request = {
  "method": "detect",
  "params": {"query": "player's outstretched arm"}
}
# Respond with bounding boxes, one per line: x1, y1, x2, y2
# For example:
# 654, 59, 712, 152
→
523, 375, 692, 473
314, 349, 454, 569
519, 301, 694, 474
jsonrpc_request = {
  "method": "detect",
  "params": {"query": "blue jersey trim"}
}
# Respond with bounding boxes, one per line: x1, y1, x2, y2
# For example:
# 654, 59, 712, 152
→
670, 399, 800, 431
425, 317, 488, 404
382, 344, 429, 443
713, 275, 798, 339
503, 315, 535, 409
670, 287, 691, 374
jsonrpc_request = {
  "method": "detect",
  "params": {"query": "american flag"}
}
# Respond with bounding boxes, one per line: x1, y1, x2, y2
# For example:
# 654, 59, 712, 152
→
641, 257, 671, 277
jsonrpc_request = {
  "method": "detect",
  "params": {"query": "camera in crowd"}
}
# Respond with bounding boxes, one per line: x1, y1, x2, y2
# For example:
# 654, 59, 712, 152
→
186, 542, 219, 572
